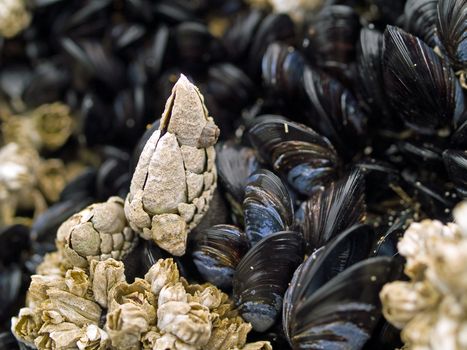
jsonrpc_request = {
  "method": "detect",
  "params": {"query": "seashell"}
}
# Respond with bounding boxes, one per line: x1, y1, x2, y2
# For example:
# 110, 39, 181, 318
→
356, 28, 390, 118
262, 42, 307, 99
140, 25, 170, 78
443, 149, 467, 197
125, 75, 219, 256
370, 0, 406, 22
56, 196, 138, 267
283, 224, 374, 342
191, 224, 250, 289
243, 169, 294, 245
436, 0, 467, 70
216, 143, 259, 222
247, 13, 295, 78
297, 169, 366, 253
302, 5, 360, 80
0, 264, 23, 325
283, 250, 402, 349
0, 224, 30, 264
303, 66, 367, 157
233, 231, 305, 332
403, 0, 439, 48
382, 26, 466, 134
397, 141, 445, 169
248, 116, 340, 196
223, 9, 265, 63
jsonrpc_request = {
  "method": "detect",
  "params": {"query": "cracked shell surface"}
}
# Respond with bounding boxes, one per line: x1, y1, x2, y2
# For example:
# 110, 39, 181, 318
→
56, 196, 137, 267
125, 75, 219, 256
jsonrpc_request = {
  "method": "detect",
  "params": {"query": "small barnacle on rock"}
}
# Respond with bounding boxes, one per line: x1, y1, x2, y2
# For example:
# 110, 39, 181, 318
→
125, 74, 219, 256
76, 324, 110, 350
144, 258, 180, 296
0, 0, 31, 38
56, 196, 138, 267
89, 258, 126, 308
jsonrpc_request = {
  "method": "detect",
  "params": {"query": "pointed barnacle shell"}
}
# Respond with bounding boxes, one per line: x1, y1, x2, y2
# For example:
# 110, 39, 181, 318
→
89, 259, 126, 308
35, 322, 84, 350
76, 324, 110, 350
205, 316, 252, 350
106, 302, 150, 349
11, 307, 43, 346
108, 279, 157, 323
56, 196, 137, 267
27, 274, 66, 308
380, 280, 441, 329
64, 267, 90, 298
125, 74, 219, 256
0, 0, 31, 38
144, 258, 180, 296
36, 251, 66, 277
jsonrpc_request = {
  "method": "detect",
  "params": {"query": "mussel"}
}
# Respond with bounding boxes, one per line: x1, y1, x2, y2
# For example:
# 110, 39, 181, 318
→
233, 231, 305, 332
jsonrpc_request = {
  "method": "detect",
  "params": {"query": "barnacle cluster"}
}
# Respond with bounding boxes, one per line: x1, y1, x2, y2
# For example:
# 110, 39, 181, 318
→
12, 255, 270, 350
0, 0, 31, 38
380, 201, 467, 350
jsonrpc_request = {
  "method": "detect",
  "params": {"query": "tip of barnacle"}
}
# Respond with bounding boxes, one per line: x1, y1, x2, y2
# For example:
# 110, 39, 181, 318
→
454, 201, 467, 236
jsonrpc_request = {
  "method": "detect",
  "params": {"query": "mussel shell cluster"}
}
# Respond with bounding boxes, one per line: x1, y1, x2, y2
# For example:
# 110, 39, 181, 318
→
0, 0, 466, 349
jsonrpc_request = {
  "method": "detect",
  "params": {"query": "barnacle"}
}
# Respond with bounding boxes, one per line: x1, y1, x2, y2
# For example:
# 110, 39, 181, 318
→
380, 201, 467, 350
89, 259, 126, 308
56, 196, 138, 267
125, 74, 219, 256
2, 102, 74, 151
144, 258, 180, 296
0, 0, 31, 38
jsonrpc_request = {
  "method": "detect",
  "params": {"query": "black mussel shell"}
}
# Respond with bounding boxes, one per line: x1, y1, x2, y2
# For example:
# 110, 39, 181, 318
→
191, 225, 249, 289
452, 112, 467, 146
443, 149, 467, 197
216, 143, 259, 220
31, 197, 93, 246
403, 0, 439, 47
283, 254, 402, 349
302, 5, 360, 78
303, 66, 367, 157
0, 331, 19, 350
223, 9, 265, 63
248, 117, 340, 196
59, 167, 96, 202
140, 25, 170, 78
297, 169, 366, 253
356, 28, 390, 119
370, 0, 406, 23
233, 231, 305, 332
283, 224, 374, 342
0, 264, 23, 324
243, 169, 294, 245
382, 26, 466, 134
248, 13, 295, 78
262, 42, 307, 99
0, 225, 30, 264
436, 0, 467, 70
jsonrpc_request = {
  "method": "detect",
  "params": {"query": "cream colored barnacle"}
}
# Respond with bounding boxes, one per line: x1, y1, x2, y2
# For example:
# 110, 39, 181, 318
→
125, 74, 220, 256
56, 196, 138, 267
0, 0, 31, 38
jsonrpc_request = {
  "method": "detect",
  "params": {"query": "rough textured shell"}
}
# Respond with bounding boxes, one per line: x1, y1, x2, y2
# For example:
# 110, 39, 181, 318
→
125, 75, 219, 256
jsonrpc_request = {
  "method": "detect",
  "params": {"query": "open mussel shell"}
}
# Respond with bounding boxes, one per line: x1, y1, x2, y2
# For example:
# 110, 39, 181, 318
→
248, 117, 340, 196
233, 231, 305, 332
283, 253, 402, 349
303, 66, 367, 157
382, 26, 466, 134
297, 169, 366, 253
443, 149, 467, 197
216, 143, 259, 221
403, 0, 439, 48
243, 169, 294, 245
436, 0, 467, 70
283, 224, 374, 342
191, 225, 249, 289
302, 5, 360, 79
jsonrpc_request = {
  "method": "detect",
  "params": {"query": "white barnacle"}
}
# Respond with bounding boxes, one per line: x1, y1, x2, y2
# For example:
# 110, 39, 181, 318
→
125, 74, 219, 256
